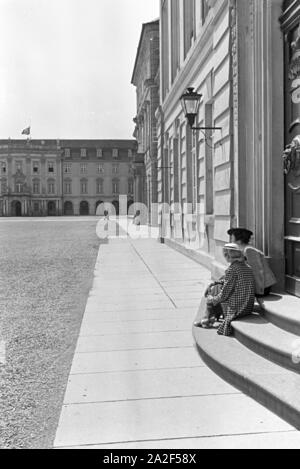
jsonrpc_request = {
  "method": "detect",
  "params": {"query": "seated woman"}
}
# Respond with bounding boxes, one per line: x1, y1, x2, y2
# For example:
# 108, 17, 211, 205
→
206, 243, 256, 336
228, 228, 276, 297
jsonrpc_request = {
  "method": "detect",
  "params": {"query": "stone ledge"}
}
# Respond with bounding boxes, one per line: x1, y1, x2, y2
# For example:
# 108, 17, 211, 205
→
161, 237, 226, 279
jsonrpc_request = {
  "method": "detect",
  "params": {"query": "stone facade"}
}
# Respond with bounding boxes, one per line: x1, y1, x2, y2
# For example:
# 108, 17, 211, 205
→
157, 0, 233, 276
0, 139, 137, 216
157, 0, 297, 295
131, 19, 160, 225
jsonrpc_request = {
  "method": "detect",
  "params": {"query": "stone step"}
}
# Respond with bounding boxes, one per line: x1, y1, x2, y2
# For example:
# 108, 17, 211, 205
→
232, 315, 300, 373
260, 294, 300, 335
193, 327, 300, 429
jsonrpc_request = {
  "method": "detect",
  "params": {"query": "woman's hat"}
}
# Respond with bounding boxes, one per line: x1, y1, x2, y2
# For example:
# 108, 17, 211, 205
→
223, 243, 241, 252
227, 228, 253, 237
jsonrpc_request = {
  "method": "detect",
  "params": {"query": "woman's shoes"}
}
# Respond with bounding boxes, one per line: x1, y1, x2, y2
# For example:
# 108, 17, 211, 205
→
193, 319, 216, 329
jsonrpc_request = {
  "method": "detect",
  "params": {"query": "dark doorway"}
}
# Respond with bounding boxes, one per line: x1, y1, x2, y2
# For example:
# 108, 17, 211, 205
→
112, 200, 119, 216
48, 201, 56, 216
127, 199, 134, 214
64, 201, 74, 216
80, 201, 89, 216
33, 202, 40, 216
12, 200, 22, 217
95, 200, 104, 216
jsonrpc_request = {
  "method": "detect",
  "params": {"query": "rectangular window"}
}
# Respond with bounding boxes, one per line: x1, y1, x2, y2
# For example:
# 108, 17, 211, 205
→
64, 164, 72, 173
64, 182, 72, 194
128, 180, 134, 194
48, 182, 55, 194
81, 181, 88, 194
1, 162, 7, 174
15, 183, 23, 193
81, 148, 87, 158
184, 0, 195, 58
162, 0, 169, 100
33, 162, 39, 174
112, 149, 118, 159
33, 182, 40, 194
98, 163, 104, 173
48, 162, 55, 173
112, 181, 119, 194
205, 103, 214, 215
65, 148, 71, 158
113, 164, 119, 174
16, 161, 23, 172
171, 0, 180, 83
97, 180, 103, 194
1, 180, 7, 193
97, 148, 103, 158
202, 0, 210, 24
80, 164, 87, 174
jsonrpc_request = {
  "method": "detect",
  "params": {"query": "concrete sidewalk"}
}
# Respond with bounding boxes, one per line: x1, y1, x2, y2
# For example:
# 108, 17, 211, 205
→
53, 230, 300, 449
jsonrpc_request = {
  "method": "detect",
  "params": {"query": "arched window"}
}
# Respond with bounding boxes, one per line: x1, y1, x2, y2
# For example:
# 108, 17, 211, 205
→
47, 179, 55, 194
1, 178, 7, 193
96, 179, 104, 194
128, 179, 134, 194
64, 178, 72, 194
80, 179, 88, 194
112, 179, 119, 195
32, 178, 40, 194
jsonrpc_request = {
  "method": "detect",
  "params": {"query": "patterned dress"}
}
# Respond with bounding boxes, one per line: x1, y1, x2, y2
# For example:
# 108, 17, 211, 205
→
210, 260, 255, 336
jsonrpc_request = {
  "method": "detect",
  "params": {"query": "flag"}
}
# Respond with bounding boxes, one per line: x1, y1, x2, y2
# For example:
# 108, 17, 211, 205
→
22, 126, 31, 136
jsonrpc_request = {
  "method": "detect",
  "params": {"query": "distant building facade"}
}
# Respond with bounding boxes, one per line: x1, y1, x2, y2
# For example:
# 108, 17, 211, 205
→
0, 139, 137, 216
0, 140, 63, 217
132, 19, 160, 225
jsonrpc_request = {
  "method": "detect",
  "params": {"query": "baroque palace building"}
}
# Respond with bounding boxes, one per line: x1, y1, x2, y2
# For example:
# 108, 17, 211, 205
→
131, 19, 160, 226
156, 0, 300, 298
0, 139, 137, 217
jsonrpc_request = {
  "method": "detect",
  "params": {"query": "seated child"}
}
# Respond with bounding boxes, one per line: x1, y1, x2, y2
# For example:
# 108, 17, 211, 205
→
195, 243, 256, 336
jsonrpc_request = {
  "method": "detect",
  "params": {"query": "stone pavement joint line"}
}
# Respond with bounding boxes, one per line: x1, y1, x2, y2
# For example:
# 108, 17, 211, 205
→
54, 231, 299, 449
129, 239, 178, 309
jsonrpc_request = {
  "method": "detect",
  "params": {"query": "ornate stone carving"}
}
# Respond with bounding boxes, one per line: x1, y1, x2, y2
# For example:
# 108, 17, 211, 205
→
289, 25, 300, 81
283, 135, 300, 193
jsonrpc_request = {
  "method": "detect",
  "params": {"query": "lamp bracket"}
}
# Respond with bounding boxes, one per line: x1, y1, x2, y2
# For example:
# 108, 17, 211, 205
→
191, 127, 222, 131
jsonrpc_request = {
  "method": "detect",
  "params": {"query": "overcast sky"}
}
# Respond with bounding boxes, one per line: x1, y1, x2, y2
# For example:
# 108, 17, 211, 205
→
0, 0, 159, 140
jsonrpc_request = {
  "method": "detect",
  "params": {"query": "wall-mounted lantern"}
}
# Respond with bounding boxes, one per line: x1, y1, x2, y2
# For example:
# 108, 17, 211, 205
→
180, 87, 222, 132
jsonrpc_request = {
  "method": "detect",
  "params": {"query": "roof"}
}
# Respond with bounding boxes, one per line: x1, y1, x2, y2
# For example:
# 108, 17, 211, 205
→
0, 139, 137, 149
131, 19, 159, 85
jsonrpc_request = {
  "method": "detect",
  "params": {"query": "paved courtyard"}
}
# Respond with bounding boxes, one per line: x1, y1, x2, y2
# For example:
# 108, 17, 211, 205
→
0, 217, 100, 448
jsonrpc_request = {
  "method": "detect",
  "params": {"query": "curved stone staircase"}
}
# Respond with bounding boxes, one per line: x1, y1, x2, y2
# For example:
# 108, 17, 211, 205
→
193, 294, 300, 429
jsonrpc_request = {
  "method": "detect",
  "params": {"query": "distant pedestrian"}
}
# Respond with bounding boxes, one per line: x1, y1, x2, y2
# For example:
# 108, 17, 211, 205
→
205, 243, 256, 336
103, 210, 109, 232
228, 228, 276, 297
132, 210, 141, 226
